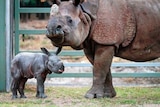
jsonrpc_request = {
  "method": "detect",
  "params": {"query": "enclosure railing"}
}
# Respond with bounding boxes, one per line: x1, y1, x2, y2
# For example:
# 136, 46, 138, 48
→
14, 0, 160, 78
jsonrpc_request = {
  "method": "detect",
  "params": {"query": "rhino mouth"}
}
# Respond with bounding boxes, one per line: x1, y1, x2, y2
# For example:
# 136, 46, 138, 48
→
57, 69, 64, 74
46, 28, 65, 45
47, 62, 65, 74
49, 68, 64, 74
54, 64, 65, 74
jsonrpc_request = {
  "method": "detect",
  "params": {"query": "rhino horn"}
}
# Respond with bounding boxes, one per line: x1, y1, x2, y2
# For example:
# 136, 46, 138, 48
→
72, 0, 84, 6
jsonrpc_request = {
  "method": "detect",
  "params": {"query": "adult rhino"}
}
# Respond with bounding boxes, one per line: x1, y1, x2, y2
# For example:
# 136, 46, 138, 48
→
46, 0, 160, 98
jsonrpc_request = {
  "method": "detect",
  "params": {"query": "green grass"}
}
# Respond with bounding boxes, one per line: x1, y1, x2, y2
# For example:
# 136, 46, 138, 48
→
0, 85, 160, 107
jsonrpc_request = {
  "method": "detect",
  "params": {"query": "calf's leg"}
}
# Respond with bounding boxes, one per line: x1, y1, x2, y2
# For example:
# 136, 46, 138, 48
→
18, 78, 28, 98
36, 76, 47, 98
11, 69, 21, 99
11, 79, 19, 99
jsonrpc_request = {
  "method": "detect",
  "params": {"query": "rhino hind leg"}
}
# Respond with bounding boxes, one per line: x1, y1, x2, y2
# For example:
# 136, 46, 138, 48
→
11, 69, 21, 99
11, 79, 19, 99
18, 78, 28, 98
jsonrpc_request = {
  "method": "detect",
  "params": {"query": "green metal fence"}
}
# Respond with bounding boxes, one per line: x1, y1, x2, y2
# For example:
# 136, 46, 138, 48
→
0, 0, 6, 91
14, 0, 160, 78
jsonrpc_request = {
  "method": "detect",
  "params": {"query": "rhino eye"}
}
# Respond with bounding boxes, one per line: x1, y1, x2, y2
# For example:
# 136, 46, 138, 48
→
66, 16, 73, 25
68, 19, 72, 23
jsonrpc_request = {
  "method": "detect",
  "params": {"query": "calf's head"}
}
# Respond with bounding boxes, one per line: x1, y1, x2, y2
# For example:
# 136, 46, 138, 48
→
46, 0, 91, 49
41, 48, 64, 74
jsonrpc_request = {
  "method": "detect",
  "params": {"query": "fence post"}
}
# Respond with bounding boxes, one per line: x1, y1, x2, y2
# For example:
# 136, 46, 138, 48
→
0, 0, 6, 91
6, 0, 12, 92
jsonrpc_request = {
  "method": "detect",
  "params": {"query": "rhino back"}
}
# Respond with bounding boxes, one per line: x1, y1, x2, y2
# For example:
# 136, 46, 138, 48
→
12, 53, 46, 73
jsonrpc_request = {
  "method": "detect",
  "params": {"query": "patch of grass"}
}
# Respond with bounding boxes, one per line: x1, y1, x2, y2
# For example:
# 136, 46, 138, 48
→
0, 86, 160, 107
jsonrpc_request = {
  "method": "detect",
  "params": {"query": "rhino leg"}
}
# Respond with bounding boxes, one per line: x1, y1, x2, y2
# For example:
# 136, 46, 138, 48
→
104, 70, 116, 98
36, 76, 47, 98
11, 69, 21, 99
18, 78, 28, 98
11, 79, 19, 99
85, 45, 115, 98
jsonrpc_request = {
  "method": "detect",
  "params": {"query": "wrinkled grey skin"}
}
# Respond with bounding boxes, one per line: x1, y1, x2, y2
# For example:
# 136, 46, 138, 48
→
11, 48, 64, 99
46, 0, 160, 99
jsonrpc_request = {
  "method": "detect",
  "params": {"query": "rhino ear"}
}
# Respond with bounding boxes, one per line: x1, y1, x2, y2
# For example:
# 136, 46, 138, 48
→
41, 47, 51, 56
53, 0, 61, 5
55, 47, 62, 55
80, 0, 99, 19
72, 0, 84, 6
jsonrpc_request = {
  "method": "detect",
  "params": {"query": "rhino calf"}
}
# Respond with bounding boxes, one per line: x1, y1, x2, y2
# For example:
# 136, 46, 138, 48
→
11, 48, 64, 99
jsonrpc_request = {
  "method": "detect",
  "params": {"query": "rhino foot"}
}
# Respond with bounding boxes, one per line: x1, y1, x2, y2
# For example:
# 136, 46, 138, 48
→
84, 86, 104, 99
12, 95, 18, 99
85, 92, 104, 99
20, 95, 27, 98
36, 93, 47, 98
104, 87, 116, 98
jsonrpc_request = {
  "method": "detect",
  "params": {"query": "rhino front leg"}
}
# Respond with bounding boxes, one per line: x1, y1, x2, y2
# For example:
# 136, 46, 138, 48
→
36, 76, 47, 98
104, 70, 116, 98
85, 46, 115, 98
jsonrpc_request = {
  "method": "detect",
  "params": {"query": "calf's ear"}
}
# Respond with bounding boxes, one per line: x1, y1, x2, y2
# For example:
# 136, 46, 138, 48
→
72, 0, 84, 6
41, 47, 51, 56
55, 47, 62, 55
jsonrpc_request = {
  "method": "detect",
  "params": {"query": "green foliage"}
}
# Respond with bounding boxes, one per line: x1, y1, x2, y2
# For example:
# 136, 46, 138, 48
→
0, 86, 160, 107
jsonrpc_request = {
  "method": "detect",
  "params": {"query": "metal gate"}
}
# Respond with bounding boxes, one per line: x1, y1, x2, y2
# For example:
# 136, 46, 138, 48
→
14, 0, 160, 78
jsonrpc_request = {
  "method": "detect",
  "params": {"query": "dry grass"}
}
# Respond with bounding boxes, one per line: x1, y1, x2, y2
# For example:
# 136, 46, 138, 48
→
0, 85, 160, 107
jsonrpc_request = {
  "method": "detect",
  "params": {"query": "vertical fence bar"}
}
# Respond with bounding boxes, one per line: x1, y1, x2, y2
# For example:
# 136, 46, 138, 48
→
14, 0, 20, 54
6, 0, 12, 92
0, 0, 6, 91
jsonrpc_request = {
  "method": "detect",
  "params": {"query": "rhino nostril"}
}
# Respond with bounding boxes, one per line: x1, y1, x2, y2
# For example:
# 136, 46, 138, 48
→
55, 25, 64, 36
60, 64, 64, 71
56, 25, 62, 30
